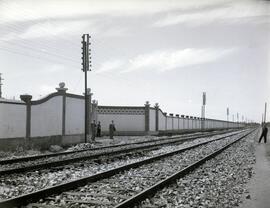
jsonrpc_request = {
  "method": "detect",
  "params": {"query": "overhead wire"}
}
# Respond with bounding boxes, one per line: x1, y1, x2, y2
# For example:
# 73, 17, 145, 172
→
0, 2, 143, 90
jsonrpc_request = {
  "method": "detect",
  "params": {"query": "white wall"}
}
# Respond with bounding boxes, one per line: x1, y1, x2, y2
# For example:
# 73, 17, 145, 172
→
0, 103, 26, 138
0, 93, 245, 140
65, 97, 84, 135
98, 114, 145, 132
149, 109, 156, 131
166, 117, 172, 130
31, 96, 62, 137
158, 111, 166, 130
173, 117, 179, 130
179, 118, 184, 129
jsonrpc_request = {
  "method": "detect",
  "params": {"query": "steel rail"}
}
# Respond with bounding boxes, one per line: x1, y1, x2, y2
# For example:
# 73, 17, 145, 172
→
0, 131, 240, 175
0, 129, 249, 208
0, 129, 235, 165
114, 128, 256, 208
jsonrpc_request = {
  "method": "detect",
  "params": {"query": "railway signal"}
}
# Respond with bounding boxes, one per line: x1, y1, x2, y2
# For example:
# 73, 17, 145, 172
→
81, 34, 92, 143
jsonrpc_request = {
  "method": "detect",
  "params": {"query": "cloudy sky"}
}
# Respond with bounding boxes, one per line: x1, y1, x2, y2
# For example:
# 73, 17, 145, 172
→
0, 0, 269, 122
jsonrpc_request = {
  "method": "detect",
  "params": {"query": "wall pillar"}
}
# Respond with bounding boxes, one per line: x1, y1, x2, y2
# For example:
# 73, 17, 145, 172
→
90, 99, 97, 136
181, 115, 185, 129
83, 88, 92, 137
87, 88, 93, 123
186, 116, 189, 129
20, 94, 32, 138
169, 113, 174, 130
56, 82, 68, 136
191, 116, 194, 129
144, 101, 150, 134
92, 99, 98, 122
154, 103, 159, 132
164, 112, 167, 130
176, 114, 179, 130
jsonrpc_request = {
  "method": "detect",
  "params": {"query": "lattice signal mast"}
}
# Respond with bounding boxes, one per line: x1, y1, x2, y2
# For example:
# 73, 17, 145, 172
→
81, 34, 92, 143
0, 73, 3, 98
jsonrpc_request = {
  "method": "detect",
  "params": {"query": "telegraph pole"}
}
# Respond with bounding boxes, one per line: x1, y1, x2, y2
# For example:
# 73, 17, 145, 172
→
0, 73, 3, 98
227, 107, 229, 128
81, 34, 91, 143
201, 92, 206, 130
264, 102, 267, 123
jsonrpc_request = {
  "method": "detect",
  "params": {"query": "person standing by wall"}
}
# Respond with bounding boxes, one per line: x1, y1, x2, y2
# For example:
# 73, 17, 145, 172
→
97, 121, 101, 137
91, 120, 97, 142
109, 120, 116, 139
259, 124, 268, 143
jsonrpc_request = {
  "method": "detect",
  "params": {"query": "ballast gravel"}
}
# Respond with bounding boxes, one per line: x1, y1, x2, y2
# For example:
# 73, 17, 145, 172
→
0, 133, 222, 171
138, 130, 257, 208
0, 133, 233, 200
26, 132, 247, 207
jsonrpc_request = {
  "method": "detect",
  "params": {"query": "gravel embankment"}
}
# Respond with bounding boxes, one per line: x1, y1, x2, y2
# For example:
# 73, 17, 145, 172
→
27, 132, 246, 208
0, 131, 238, 171
138, 130, 257, 208
0, 130, 232, 161
0, 132, 239, 201
0, 135, 181, 161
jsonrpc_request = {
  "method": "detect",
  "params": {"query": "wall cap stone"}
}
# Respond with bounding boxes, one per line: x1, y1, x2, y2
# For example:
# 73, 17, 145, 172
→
20, 94, 32, 103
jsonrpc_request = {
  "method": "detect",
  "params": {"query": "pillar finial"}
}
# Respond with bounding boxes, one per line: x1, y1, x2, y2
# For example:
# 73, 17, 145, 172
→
20, 94, 32, 104
56, 82, 68, 93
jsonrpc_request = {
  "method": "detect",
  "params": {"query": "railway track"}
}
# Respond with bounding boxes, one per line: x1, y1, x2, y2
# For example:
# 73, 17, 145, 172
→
0, 130, 236, 165
0, 129, 254, 208
0, 129, 239, 175
0, 131, 240, 201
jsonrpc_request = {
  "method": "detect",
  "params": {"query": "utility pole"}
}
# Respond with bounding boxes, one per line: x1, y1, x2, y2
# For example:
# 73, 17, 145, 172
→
81, 34, 91, 143
226, 107, 229, 129
264, 102, 267, 123
201, 92, 206, 130
0, 73, 3, 98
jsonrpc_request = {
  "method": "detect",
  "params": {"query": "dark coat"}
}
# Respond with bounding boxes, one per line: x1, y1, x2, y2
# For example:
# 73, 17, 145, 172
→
262, 127, 268, 135
109, 124, 116, 133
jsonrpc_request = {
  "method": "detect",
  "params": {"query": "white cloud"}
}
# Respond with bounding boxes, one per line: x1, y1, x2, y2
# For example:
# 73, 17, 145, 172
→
21, 20, 94, 39
154, 1, 270, 27
96, 60, 124, 73
0, 0, 226, 23
0, 20, 96, 41
123, 48, 236, 72
96, 48, 236, 74
0, 18, 128, 41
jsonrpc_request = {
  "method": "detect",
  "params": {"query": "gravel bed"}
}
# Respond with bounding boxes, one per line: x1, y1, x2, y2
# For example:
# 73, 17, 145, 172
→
0, 135, 184, 161
138, 130, 257, 208
25, 132, 247, 208
0, 149, 49, 161
0, 132, 241, 201
0, 136, 161, 161
0, 130, 231, 161
0, 131, 239, 171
